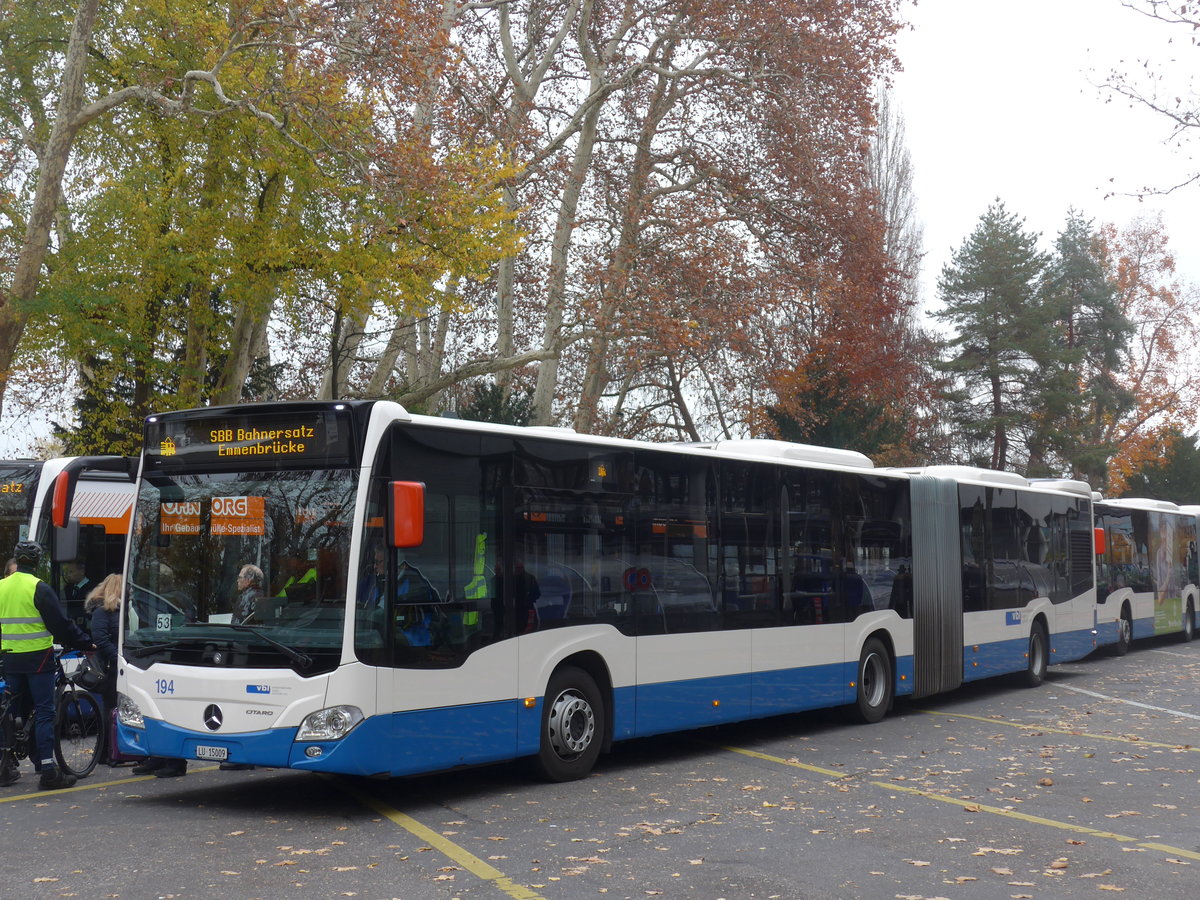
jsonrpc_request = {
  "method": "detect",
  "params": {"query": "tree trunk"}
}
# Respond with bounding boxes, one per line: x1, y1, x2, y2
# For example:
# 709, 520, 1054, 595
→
0, 0, 101, 417
210, 174, 285, 405
529, 97, 604, 425
576, 67, 674, 433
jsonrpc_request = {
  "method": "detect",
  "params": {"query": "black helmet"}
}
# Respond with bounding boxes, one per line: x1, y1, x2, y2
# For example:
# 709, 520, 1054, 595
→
12, 541, 42, 565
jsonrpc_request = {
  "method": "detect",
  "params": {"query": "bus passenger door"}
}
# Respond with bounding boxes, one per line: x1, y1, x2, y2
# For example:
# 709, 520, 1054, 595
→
363, 428, 520, 776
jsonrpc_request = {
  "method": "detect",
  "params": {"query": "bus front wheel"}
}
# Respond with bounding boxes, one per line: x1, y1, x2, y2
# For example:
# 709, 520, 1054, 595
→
1184, 601, 1196, 643
852, 638, 893, 724
1023, 622, 1048, 688
535, 666, 604, 782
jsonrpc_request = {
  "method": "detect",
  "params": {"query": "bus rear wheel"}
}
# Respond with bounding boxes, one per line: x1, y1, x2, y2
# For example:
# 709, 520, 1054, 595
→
1023, 622, 1048, 688
535, 666, 604, 782
852, 638, 892, 724
1114, 609, 1132, 656
1184, 600, 1196, 642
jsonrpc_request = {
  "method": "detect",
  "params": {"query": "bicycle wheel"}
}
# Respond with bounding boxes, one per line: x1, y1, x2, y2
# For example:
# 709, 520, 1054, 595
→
55, 690, 105, 778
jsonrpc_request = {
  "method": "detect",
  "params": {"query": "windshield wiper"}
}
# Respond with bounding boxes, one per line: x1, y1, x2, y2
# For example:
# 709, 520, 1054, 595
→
181, 622, 313, 670
129, 640, 192, 658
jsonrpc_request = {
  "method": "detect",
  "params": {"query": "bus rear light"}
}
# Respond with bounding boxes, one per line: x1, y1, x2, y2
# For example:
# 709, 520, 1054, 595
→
1094, 527, 1106, 556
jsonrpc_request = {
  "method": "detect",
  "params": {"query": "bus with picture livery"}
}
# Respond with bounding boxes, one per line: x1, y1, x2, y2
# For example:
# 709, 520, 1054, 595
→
1093, 497, 1198, 653
114, 401, 1099, 781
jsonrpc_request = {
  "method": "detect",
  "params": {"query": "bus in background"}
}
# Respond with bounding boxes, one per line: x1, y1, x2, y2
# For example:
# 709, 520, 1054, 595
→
114, 401, 1102, 782
1093, 497, 1198, 654
0, 457, 136, 628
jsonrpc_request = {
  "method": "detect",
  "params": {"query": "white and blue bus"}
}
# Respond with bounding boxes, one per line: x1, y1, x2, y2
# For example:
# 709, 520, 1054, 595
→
1093, 497, 1198, 654
115, 402, 1099, 781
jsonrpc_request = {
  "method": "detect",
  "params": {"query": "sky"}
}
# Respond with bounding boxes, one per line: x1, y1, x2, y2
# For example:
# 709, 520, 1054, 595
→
892, 0, 1199, 315
2, 0, 1197, 456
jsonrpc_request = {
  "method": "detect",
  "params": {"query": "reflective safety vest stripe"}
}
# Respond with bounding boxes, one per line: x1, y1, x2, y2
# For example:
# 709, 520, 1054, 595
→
0, 571, 53, 652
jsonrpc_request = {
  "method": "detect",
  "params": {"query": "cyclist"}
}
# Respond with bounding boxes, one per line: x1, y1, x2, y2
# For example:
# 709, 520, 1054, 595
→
0, 542, 94, 790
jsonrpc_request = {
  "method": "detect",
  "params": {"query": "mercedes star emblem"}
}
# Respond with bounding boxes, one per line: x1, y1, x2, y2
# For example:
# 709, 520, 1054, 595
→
203, 704, 223, 731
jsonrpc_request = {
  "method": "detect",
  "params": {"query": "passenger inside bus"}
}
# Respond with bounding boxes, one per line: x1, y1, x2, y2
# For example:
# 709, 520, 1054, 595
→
277, 552, 318, 603
393, 560, 441, 646
62, 559, 95, 624
492, 558, 540, 637
233, 564, 264, 624
358, 545, 387, 608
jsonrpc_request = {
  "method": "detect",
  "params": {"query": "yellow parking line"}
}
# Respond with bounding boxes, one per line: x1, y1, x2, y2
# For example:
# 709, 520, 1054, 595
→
722, 744, 1200, 862
340, 780, 549, 900
719, 744, 849, 779
917, 709, 1200, 751
0, 764, 221, 803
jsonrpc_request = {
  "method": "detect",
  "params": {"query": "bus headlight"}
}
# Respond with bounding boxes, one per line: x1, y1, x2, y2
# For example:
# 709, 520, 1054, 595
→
117, 693, 145, 729
296, 705, 363, 741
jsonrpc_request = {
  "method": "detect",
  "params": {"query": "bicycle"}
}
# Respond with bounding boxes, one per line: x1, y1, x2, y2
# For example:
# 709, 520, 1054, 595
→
1, 650, 106, 782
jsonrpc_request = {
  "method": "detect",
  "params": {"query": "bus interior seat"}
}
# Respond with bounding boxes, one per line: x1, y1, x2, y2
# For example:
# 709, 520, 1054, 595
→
284, 582, 317, 606
254, 597, 287, 624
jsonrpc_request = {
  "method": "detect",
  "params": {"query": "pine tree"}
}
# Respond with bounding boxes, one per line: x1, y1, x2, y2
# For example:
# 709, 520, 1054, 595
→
1033, 212, 1134, 484
935, 201, 1051, 471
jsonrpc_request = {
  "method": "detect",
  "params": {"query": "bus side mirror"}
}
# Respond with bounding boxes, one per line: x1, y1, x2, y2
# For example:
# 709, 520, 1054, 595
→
1093, 527, 1106, 557
52, 519, 80, 563
389, 482, 425, 548
52, 471, 74, 527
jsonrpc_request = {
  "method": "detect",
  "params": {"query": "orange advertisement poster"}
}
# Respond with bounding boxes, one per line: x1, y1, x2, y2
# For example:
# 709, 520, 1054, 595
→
161, 501, 201, 535
211, 495, 266, 536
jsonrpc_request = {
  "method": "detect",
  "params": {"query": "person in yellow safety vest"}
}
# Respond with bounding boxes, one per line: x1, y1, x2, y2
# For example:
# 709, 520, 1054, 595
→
0, 542, 94, 791
278, 551, 318, 599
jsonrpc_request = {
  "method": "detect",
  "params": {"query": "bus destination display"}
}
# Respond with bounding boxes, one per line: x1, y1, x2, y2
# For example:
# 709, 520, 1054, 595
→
202, 425, 317, 458
145, 410, 353, 468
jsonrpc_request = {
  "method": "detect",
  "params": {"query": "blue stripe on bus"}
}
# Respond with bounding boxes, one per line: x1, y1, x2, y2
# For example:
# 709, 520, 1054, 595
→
118, 631, 1096, 778
119, 718, 298, 765
1056, 628, 1099, 662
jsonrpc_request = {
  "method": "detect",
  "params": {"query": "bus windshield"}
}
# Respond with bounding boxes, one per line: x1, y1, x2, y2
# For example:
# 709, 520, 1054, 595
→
124, 467, 357, 675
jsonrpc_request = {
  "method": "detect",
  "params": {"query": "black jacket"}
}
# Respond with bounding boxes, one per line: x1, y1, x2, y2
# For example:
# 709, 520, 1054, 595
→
88, 597, 120, 666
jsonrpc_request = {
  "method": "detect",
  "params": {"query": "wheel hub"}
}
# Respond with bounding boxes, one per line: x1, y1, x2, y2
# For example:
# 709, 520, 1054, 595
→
547, 690, 595, 758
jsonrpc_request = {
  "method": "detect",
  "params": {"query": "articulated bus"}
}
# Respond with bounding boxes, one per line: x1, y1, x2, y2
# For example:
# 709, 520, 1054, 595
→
114, 401, 1103, 781
1093, 497, 1198, 654
0, 457, 135, 628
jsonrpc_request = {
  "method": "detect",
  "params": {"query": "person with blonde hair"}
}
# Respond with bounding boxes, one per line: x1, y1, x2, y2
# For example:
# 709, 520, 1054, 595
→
86, 575, 123, 759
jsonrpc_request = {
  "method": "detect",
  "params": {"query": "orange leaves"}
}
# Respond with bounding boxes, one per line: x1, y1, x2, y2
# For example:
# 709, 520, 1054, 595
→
1096, 217, 1200, 491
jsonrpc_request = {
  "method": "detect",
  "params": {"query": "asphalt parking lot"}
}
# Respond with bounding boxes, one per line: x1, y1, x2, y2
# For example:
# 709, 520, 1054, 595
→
3, 636, 1198, 900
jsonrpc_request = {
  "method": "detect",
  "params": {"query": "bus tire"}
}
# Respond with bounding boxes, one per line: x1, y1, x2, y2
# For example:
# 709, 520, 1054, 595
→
1184, 600, 1196, 643
1023, 621, 1048, 688
853, 638, 893, 724
534, 666, 604, 782
1114, 608, 1132, 656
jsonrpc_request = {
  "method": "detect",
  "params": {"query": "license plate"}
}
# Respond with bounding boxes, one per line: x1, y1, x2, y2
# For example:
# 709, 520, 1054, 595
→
195, 745, 228, 761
